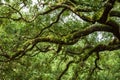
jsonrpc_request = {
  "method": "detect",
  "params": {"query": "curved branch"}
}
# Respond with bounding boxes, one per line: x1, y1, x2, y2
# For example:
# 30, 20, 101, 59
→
31, 5, 63, 22
31, 24, 114, 46
83, 44, 120, 61
106, 20, 120, 40
35, 8, 66, 38
57, 60, 75, 80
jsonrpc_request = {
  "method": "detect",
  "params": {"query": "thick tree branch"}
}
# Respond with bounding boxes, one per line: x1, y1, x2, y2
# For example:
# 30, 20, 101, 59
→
98, 0, 116, 23
53, 4, 96, 23
35, 8, 66, 38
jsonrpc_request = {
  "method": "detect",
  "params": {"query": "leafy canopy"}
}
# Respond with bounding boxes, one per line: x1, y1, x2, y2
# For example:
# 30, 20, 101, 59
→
0, 0, 120, 80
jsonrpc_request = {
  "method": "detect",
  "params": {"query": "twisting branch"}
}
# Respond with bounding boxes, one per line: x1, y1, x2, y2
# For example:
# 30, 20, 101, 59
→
35, 8, 67, 38
57, 60, 75, 80
67, 8, 95, 23
95, 52, 102, 70
86, 52, 102, 80
51, 4, 96, 23
0, 3, 64, 22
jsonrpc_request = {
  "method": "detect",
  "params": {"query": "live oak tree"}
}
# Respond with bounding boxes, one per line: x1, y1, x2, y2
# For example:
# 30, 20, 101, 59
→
0, 0, 120, 80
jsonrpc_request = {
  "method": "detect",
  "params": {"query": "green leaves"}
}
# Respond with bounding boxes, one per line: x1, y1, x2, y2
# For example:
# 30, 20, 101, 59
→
4, 0, 10, 2
0, 0, 120, 80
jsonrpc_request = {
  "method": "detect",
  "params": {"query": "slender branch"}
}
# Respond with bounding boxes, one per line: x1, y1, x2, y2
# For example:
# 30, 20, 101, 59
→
86, 52, 102, 80
57, 60, 75, 80
106, 19, 120, 40
35, 8, 66, 38
56, 44, 62, 53
72, 24, 113, 40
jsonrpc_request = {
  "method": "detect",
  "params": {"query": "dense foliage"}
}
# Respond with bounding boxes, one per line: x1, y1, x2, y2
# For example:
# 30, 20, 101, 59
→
0, 0, 120, 80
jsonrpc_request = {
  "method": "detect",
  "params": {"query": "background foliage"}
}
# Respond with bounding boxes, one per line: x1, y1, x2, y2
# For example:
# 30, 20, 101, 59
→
0, 0, 120, 80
